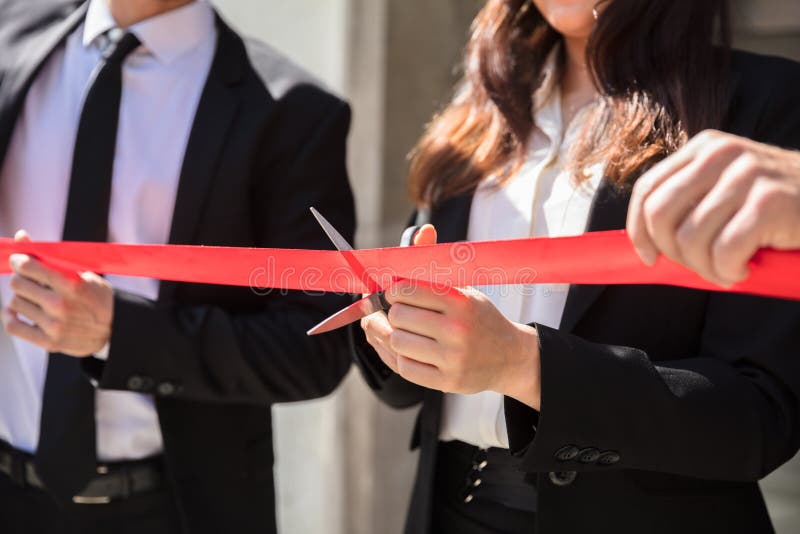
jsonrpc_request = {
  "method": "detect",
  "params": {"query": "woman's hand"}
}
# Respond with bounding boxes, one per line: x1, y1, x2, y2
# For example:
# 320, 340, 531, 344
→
360, 225, 541, 410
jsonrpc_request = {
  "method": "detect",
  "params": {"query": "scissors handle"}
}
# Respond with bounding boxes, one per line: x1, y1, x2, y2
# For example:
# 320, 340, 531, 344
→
400, 225, 421, 248
374, 291, 392, 312
376, 225, 421, 314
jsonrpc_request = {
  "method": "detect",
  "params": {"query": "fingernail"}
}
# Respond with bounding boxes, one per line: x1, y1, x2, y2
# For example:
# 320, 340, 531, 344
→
635, 248, 657, 266
9, 254, 24, 270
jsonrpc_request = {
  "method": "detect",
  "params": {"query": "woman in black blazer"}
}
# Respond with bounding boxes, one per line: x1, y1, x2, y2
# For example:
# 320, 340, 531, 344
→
352, 1, 800, 533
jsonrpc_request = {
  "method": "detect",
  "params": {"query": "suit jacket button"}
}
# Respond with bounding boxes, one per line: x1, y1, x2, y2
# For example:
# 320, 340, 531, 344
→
127, 375, 144, 391
598, 451, 621, 465
577, 448, 600, 464
157, 382, 176, 396
554, 445, 580, 462
549, 471, 577, 487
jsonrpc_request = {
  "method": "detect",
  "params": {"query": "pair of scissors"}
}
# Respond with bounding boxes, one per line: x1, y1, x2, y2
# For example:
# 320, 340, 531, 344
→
306, 208, 419, 336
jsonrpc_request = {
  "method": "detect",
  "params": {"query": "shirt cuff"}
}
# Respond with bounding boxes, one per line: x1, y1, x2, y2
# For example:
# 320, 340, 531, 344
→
93, 342, 111, 361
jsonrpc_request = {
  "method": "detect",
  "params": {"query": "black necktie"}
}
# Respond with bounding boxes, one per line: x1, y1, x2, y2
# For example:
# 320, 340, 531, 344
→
35, 31, 140, 502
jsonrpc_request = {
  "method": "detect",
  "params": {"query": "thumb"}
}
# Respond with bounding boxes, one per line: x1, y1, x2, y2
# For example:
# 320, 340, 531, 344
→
413, 224, 438, 246
14, 229, 31, 242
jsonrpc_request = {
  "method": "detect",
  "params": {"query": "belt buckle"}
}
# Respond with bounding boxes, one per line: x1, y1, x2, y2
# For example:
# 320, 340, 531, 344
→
72, 465, 115, 505
72, 495, 112, 505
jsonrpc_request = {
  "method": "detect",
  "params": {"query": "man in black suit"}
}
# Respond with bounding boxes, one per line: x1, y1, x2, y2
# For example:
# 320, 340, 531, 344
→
0, 0, 354, 533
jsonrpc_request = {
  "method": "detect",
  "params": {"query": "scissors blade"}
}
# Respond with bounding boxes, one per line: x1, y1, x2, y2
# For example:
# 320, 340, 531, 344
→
307, 294, 384, 336
310, 207, 355, 252
310, 207, 383, 294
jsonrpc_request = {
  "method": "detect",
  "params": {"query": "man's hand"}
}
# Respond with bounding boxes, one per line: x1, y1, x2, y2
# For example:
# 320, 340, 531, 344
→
628, 130, 800, 286
1, 230, 113, 357
360, 225, 541, 410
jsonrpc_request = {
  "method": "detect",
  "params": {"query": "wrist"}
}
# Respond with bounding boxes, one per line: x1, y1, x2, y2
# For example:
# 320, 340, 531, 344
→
499, 323, 541, 410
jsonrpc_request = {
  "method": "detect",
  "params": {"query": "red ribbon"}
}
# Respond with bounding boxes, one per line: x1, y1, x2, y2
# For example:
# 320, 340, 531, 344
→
1, 231, 798, 300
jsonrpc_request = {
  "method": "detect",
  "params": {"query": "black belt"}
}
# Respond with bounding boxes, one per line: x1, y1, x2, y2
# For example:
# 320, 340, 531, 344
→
0, 440, 165, 504
437, 440, 537, 513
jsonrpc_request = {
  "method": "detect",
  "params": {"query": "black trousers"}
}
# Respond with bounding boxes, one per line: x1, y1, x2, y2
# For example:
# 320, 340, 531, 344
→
431, 441, 536, 534
0, 472, 181, 534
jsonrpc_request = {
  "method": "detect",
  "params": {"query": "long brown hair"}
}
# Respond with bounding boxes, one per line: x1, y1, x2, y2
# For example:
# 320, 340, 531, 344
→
409, 0, 731, 206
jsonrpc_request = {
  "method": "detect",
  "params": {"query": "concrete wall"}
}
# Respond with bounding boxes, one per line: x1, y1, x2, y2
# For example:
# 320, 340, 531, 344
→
732, 0, 800, 61
211, 1, 800, 533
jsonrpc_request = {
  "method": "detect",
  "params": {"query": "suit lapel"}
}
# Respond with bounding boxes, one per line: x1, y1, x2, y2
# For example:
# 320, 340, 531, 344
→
159, 16, 245, 301
559, 179, 631, 332
0, 2, 88, 171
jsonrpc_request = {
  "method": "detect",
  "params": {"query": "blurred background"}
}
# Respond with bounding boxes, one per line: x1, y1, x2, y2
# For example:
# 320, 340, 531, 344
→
210, 1, 800, 532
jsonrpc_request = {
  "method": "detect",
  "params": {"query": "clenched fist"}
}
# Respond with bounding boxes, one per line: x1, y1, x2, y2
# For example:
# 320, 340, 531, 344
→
360, 225, 541, 409
628, 130, 800, 286
2, 230, 113, 357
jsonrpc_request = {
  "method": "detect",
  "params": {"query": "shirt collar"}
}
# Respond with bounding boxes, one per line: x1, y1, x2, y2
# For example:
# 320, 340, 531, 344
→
531, 46, 563, 146
83, 0, 215, 65
530, 44, 598, 148
533, 46, 561, 113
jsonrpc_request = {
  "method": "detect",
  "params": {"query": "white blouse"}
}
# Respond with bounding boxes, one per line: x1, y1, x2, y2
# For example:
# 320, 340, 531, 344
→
438, 52, 603, 449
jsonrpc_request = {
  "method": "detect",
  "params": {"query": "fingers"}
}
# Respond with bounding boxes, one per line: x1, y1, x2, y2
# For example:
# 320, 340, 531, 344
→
387, 329, 440, 366
673, 156, 757, 284
711, 202, 762, 285
361, 303, 448, 377
628, 141, 698, 263
387, 303, 446, 339
628, 131, 747, 266
412, 224, 438, 246
711, 179, 794, 284
362, 307, 443, 369
6, 295, 57, 335
1, 308, 50, 349
395, 355, 441, 390
8, 273, 62, 314
384, 280, 456, 312
362, 309, 391, 339
9, 254, 74, 296
640, 147, 736, 265
361, 312, 400, 372
14, 229, 31, 242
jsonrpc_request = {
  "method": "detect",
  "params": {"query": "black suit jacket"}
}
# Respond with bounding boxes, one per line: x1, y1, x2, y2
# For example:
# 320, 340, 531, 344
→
0, 1, 355, 533
352, 50, 800, 534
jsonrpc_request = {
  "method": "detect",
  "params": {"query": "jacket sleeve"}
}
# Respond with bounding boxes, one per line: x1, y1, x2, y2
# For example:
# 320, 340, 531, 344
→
505, 291, 800, 482
89, 99, 356, 405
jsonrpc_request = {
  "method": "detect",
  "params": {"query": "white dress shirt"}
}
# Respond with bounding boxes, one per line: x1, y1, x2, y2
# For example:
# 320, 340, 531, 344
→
0, 0, 216, 461
439, 50, 603, 449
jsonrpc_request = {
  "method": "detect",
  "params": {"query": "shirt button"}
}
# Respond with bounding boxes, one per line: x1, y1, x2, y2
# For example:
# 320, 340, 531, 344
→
597, 451, 621, 466
127, 375, 144, 391
549, 471, 577, 487
554, 445, 580, 462
577, 447, 601, 464
157, 382, 176, 396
